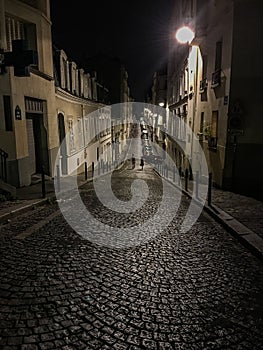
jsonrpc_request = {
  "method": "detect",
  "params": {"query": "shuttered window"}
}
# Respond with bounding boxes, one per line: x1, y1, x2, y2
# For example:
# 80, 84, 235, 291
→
5, 15, 37, 68
5, 16, 25, 51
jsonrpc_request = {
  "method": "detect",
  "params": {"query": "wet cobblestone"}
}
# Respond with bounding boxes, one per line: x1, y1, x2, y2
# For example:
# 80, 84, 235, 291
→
0, 165, 263, 349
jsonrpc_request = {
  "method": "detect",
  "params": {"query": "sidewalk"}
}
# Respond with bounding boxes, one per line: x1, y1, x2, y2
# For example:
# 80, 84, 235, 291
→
156, 164, 263, 259
0, 171, 90, 223
0, 177, 55, 223
0, 165, 263, 259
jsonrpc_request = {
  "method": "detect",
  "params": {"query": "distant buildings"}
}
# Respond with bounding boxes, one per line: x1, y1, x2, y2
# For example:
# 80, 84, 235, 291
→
81, 53, 131, 105
148, 66, 168, 147
0, 0, 132, 192
81, 53, 133, 158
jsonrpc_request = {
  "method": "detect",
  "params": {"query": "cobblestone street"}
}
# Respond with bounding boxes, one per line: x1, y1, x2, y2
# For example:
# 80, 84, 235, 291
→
0, 163, 263, 349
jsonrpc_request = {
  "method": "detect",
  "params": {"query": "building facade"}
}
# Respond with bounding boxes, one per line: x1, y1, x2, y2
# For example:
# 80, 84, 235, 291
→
0, 0, 57, 187
166, 0, 263, 198
0, 0, 113, 191
53, 48, 111, 176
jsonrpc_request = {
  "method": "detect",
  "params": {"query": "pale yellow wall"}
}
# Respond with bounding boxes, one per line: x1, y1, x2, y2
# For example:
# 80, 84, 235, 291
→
8, 70, 56, 159
0, 130, 15, 158
55, 89, 103, 146
54, 91, 106, 175
0, 0, 56, 177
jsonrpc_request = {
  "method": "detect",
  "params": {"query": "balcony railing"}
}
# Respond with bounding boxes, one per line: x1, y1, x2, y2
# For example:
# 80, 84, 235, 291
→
208, 136, 217, 150
199, 78, 207, 93
211, 69, 221, 88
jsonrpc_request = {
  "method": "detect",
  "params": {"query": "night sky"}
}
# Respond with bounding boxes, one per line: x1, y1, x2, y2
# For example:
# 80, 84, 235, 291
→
50, 0, 175, 101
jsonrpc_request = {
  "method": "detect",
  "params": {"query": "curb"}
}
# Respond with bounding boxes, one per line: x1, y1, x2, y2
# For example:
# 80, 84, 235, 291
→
154, 169, 263, 261
0, 166, 122, 225
0, 197, 52, 224
203, 203, 263, 261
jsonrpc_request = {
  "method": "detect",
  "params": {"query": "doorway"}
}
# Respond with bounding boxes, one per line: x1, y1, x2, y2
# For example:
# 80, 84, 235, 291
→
26, 113, 49, 174
58, 113, 68, 175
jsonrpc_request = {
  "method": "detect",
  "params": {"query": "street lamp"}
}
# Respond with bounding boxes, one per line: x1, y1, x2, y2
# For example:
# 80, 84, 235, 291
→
174, 25, 197, 180
175, 26, 195, 44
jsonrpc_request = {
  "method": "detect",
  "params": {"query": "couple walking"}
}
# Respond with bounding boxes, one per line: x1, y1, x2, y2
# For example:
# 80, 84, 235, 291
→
131, 154, 144, 170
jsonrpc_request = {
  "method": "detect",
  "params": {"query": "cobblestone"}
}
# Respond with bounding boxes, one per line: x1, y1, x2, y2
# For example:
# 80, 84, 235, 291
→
0, 164, 262, 348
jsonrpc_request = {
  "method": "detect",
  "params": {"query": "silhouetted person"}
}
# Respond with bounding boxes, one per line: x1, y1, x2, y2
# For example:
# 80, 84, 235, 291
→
140, 157, 144, 170
131, 154, 136, 169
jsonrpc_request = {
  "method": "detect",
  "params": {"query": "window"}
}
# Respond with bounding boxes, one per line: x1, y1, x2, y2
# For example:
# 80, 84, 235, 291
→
211, 42, 222, 88
215, 41, 222, 71
3, 96, 13, 131
6, 16, 25, 51
208, 111, 218, 149
69, 62, 77, 94
77, 118, 83, 149
6, 15, 37, 52
75, 69, 79, 96
5, 15, 38, 69
62, 58, 68, 90
198, 112, 204, 141
200, 55, 208, 93
68, 119, 75, 153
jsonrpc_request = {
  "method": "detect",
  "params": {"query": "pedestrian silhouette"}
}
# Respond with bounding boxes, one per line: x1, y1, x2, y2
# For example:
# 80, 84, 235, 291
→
140, 157, 144, 170
131, 154, 136, 169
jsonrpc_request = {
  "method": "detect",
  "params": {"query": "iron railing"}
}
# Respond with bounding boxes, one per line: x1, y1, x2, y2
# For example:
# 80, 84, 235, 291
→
211, 69, 221, 88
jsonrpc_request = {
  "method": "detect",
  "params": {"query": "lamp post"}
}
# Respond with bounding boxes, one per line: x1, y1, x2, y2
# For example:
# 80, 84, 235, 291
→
174, 25, 198, 180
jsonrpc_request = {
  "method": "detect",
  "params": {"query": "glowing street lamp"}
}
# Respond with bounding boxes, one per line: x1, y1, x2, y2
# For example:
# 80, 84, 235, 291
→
175, 26, 195, 44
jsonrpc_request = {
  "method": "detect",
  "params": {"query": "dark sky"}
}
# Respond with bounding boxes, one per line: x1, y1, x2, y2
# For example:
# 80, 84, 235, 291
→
50, 1, 175, 101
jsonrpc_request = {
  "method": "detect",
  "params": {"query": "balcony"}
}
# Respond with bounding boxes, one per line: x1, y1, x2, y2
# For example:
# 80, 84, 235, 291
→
199, 78, 207, 93
197, 132, 203, 142
211, 69, 221, 89
211, 69, 221, 88
208, 136, 217, 150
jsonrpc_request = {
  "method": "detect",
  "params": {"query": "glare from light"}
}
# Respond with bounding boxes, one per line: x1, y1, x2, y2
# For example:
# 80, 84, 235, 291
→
159, 102, 165, 107
175, 26, 195, 44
